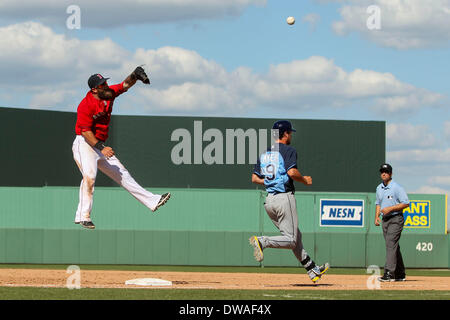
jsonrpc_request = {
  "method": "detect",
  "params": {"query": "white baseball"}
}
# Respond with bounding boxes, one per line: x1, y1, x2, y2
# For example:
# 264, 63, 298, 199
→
286, 16, 295, 25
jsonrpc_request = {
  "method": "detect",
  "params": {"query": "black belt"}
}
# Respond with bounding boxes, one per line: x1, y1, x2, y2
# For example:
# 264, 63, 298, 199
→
270, 191, 295, 195
382, 212, 403, 221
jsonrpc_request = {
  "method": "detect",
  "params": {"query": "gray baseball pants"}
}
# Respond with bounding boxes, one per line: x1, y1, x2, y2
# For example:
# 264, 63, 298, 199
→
258, 192, 310, 263
382, 214, 405, 275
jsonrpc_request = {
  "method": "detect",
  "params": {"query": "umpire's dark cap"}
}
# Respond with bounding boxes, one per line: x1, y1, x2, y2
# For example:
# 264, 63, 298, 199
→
379, 163, 393, 173
272, 120, 296, 135
88, 74, 110, 89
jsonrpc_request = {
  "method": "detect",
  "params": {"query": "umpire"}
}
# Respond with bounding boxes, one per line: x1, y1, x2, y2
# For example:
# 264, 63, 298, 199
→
375, 163, 410, 282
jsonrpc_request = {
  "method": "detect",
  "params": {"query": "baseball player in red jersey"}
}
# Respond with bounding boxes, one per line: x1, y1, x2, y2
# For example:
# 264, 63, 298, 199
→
72, 67, 171, 229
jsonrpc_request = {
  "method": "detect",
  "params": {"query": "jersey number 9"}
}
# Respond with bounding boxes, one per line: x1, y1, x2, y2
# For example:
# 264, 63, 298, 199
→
263, 164, 276, 181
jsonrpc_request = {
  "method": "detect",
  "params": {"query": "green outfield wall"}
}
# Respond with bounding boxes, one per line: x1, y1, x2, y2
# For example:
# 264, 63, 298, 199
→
0, 107, 447, 268
0, 107, 384, 192
0, 187, 447, 268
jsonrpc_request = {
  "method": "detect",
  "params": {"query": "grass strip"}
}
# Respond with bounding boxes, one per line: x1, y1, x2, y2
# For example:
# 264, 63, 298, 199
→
0, 287, 449, 300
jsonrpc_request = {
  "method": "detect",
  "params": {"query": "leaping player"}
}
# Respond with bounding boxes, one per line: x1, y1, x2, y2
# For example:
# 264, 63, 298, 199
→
72, 67, 171, 229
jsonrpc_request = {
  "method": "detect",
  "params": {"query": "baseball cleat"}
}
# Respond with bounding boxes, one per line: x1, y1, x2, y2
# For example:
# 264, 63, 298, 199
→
319, 262, 330, 275
394, 273, 406, 281
80, 221, 95, 229
378, 271, 395, 282
153, 193, 171, 212
249, 236, 264, 262
308, 266, 322, 284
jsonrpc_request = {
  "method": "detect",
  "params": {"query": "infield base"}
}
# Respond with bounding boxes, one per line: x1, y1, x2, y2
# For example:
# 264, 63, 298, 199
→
125, 278, 172, 286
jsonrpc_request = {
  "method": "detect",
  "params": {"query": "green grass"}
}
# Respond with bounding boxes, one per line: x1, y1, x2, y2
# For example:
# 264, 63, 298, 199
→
0, 264, 448, 277
0, 287, 449, 300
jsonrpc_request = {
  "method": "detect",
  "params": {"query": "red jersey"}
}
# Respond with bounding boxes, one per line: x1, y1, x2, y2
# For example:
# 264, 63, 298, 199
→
75, 82, 126, 141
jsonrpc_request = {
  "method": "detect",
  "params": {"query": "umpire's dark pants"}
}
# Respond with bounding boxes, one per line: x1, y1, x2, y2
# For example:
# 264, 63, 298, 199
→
382, 214, 405, 275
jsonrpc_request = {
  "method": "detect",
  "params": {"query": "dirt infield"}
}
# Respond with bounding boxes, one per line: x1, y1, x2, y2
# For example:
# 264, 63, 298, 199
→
0, 269, 449, 290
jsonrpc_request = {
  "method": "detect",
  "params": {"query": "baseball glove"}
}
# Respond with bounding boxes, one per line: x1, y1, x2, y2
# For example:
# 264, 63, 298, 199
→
133, 66, 150, 84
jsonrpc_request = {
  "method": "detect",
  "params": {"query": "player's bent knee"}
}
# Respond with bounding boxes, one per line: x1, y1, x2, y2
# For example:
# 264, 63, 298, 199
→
286, 238, 297, 249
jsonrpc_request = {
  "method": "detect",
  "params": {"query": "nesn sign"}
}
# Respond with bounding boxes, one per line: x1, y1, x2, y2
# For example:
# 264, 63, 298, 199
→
320, 199, 364, 227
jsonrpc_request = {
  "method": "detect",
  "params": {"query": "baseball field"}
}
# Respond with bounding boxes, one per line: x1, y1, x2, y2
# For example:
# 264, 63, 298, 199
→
0, 264, 448, 300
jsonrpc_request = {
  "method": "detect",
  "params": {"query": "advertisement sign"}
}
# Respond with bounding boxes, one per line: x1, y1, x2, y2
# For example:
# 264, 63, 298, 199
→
403, 200, 430, 228
320, 199, 364, 227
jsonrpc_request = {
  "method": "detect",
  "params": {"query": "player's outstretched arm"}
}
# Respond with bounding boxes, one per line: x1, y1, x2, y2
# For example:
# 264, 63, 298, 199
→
287, 168, 312, 185
123, 72, 137, 90
123, 66, 150, 90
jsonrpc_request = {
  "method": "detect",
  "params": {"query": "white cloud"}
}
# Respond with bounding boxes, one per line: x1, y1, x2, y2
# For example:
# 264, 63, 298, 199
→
387, 148, 450, 164
427, 176, 450, 186
0, 22, 127, 87
130, 47, 229, 87
29, 89, 77, 108
0, 21, 445, 116
387, 123, 438, 150
258, 57, 442, 114
0, 0, 266, 28
134, 83, 241, 112
413, 185, 448, 195
331, 0, 450, 49
371, 91, 444, 114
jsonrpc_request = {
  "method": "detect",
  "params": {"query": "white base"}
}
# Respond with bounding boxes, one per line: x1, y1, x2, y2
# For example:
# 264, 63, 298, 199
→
125, 278, 172, 286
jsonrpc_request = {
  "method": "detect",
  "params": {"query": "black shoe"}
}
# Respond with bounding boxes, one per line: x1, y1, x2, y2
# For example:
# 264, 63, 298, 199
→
378, 271, 395, 282
394, 274, 406, 281
80, 221, 95, 229
153, 193, 171, 212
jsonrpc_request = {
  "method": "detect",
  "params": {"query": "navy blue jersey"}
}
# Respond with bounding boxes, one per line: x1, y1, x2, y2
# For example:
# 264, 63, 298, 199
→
253, 143, 297, 194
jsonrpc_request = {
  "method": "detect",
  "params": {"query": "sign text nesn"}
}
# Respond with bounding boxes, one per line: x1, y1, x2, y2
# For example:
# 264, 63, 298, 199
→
320, 199, 364, 227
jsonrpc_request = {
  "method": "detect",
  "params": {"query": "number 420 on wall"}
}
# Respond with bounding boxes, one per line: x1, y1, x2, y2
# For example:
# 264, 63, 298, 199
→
416, 242, 433, 252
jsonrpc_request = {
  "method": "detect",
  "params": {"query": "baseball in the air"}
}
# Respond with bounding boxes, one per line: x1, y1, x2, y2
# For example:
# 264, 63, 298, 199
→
286, 16, 295, 25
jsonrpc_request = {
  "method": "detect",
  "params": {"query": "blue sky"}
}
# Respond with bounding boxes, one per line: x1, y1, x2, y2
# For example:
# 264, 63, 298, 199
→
81, 0, 449, 95
0, 0, 449, 221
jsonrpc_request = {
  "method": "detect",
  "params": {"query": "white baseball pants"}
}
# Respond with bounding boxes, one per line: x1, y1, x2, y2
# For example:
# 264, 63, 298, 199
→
72, 135, 161, 222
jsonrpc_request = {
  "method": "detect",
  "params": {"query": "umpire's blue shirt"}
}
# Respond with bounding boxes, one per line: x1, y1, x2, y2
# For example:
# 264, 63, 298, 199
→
253, 143, 297, 194
375, 179, 410, 217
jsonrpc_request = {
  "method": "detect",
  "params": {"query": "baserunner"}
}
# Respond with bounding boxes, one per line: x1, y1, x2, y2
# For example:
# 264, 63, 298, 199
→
250, 120, 329, 284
